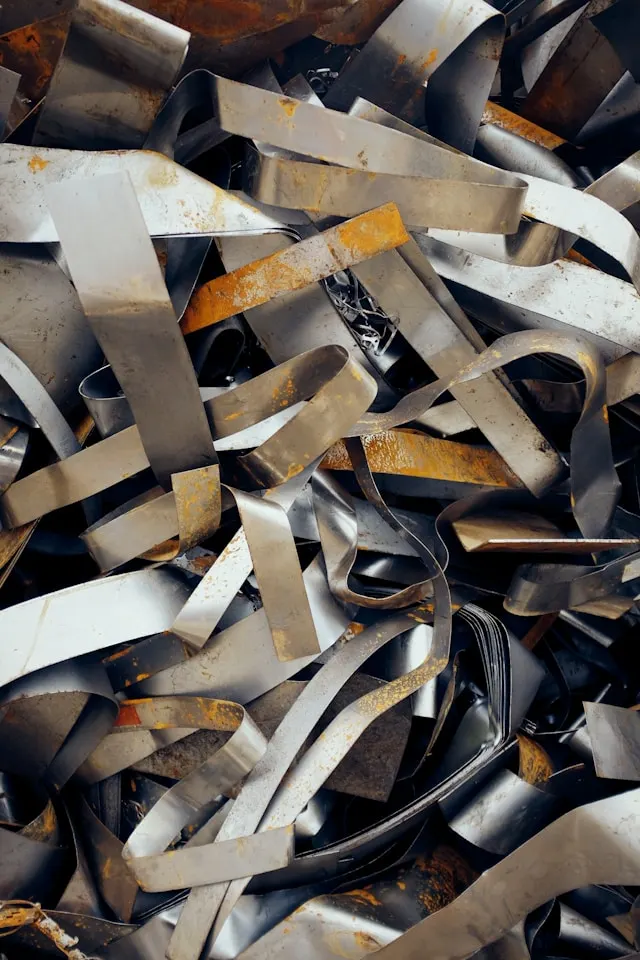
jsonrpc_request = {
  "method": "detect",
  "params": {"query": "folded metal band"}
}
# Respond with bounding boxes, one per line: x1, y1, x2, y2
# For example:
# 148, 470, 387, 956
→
373, 788, 640, 960
32, 0, 190, 150
505, 552, 640, 614
46, 171, 218, 491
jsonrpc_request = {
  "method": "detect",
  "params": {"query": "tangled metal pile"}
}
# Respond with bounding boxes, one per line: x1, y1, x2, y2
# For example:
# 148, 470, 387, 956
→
4, 0, 640, 958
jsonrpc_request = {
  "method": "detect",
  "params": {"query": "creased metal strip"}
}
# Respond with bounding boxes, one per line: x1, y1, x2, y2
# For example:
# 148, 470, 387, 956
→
323, 0, 504, 150
0, 567, 192, 689
0, 145, 286, 243
584, 702, 640, 780
506, 552, 640, 614
32, 0, 190, 150
46, 171, 218, 491
109, 697, 294, 891
167, 608, 435, 960
312, 469, 437, 607
0, 65, 20, 135
374, 788, 640, 960
181, 204, 409, 334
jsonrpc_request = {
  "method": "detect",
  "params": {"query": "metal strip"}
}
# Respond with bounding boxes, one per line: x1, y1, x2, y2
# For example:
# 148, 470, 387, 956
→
323, 0, 504, 150
0, 566, 192, 689
181, 204, 409, 334
0, 65, 20, 135
584, 702, 640, 780
351, 241, 564, 495
374, 789, 640, 960
0, 145, 286, 243
32, 0, 190, 150
46, 171, 218, 490
167, 608, 434, 960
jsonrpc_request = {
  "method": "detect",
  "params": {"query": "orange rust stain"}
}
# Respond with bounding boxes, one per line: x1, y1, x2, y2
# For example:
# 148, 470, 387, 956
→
322, 430, 520, 487
414, 846, 478, 913
566, 249, 597, 268
481, 100, 565, 150
396, 52, 407, 66
28, 155, 49, 173
104, 645, 135, 662
0, 13, 69, 102
422, 48, 438, 69
115, 703, 142, 727
182, 205, 407, 335
517, 734, 554, 784
279, 96, 299, 117
345, 888, 383, 907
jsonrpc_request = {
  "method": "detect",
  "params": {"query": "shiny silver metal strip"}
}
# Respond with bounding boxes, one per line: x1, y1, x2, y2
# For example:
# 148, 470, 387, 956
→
0, 65, 20, 136
32, 0, 189, 150
0, 145, 286, 243
46, 171, 218, 490
0, 567, 192, 689
374, 789, 640, 960
417, 235, 640, 357
584, 702, 640, 780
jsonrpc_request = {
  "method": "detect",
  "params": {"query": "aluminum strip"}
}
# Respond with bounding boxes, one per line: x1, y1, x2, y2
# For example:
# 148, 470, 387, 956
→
0, 65, 20, 135
0, 566, 192, 689
46, 171, 218, 490
374, 789, 640, 960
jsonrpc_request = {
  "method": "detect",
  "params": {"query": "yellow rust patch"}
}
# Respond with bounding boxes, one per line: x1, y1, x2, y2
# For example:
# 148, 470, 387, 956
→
321, 429, 520, 487
517, 734, 554, 784
345, 888, 383, 907
482, 100, 566, 150
279, 96, 300, 117
422, 48, 438, 69
28, 155, 49, 173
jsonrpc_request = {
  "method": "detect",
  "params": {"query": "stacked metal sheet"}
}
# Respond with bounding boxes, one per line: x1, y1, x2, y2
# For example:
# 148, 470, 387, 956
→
2, 1, 640, 958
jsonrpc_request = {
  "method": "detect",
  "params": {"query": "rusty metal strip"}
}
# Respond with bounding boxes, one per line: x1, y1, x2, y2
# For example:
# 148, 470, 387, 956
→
32, 0, 189, 150
46, 171, 218, 491
181, 204, 409, 334
322, 432, 521, 488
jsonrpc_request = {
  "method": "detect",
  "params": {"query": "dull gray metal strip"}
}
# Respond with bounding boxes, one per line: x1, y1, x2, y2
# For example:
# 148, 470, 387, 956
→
32, 0, 189, 150
46, 171, 218, 490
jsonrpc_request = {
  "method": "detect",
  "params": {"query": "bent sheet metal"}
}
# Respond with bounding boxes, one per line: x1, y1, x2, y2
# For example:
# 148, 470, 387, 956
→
2, 1, 640, 960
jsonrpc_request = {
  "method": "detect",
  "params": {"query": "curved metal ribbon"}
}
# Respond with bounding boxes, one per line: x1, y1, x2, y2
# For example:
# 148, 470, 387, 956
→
111, 697, 294, 892
373, 788, 640, 960
349, 329, 619, 540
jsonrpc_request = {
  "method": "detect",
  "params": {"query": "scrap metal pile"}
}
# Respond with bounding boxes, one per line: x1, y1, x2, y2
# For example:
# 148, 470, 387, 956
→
4, 0, 640, 957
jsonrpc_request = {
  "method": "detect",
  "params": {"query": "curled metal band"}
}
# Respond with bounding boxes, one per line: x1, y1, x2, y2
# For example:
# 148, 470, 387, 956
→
0, 345, 376, 527
32, 0, 190, 150
46, 171, 218, 491
323, 0, 504, 151
374, 788, 640, 960
112, 697, 294, 892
